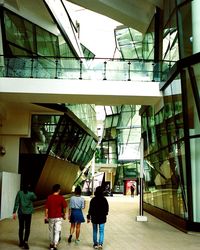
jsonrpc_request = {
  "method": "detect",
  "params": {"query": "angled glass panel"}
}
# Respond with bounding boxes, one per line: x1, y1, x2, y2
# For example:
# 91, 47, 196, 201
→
36, 26, 59, 56
81, 43, 95, 60
185, 67, 200, 136
45, 0, 83, 57
142, 16, 154, 60
4, 10, 35, 54
143, 142, 187, 219
115, 27, 143, 59
178, 1, 192, 58
190, 137, 200, 222
104, 106, 113, 115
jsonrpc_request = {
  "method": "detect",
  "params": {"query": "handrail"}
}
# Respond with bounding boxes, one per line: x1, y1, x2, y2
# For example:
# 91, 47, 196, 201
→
0, 55, 175, 82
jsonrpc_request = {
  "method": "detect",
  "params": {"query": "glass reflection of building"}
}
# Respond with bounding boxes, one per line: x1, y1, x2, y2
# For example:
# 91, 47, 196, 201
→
139, 1, 200, 231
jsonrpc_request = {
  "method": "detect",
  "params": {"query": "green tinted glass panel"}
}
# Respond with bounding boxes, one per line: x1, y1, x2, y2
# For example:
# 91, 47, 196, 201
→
163, 11, 179, 62
178, 2, 192, 58
36, 26, 59, 56
143, 144, 187, 218
4, 10, 35, 53
185, 67, 200, 136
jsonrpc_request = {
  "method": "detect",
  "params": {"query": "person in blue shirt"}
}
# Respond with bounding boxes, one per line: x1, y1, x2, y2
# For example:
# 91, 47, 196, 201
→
67, 186, 85, 244
13, 182, 37, 249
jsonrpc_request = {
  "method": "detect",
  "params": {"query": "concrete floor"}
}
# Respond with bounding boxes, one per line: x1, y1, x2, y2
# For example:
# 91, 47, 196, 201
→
0, 195, 200, 250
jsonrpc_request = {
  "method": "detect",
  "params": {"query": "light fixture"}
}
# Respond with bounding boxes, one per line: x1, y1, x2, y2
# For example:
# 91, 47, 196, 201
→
0, 146, 6, 156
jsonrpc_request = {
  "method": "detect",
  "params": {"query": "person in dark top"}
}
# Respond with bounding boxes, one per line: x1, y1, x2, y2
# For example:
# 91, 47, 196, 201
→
130, 183, 135, 197
13, 183, 37, 249
87, 186, 109, 249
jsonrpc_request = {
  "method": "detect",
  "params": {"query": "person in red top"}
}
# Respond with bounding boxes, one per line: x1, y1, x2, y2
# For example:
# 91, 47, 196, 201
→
45, 184, 67, 250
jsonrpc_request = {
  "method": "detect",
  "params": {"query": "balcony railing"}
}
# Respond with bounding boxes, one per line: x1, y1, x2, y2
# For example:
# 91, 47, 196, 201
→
0, 55, 174, 82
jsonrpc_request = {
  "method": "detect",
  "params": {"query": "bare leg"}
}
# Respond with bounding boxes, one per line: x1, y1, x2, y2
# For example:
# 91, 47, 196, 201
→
68, 223, 75, 243
70, 223, 75, 235
76, 223, 81, 240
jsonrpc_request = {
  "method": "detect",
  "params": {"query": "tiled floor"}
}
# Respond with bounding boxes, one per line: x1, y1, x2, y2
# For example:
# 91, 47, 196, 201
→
0, 195, 200, 250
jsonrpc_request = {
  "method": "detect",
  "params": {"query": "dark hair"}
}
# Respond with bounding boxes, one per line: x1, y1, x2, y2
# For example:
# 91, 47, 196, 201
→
22, 182, 32, 194
94, 186, 103, 197
52, 184, 61, 192
75, 186, 81, 195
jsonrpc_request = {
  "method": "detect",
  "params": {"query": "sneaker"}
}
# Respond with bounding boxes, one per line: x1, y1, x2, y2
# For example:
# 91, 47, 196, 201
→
93, 244, 98, 249
75, 239, 80, 244
68, 235, 72, 243
98, 244, 103, 249
23, 242, 29, 249
49, 244, 54, 250
19, 242, 24, 247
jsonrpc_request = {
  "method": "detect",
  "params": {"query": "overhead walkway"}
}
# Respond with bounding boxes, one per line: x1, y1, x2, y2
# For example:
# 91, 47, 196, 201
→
0, 78, 162, 106
0, 195, 199, 250
0, 56, 164, 106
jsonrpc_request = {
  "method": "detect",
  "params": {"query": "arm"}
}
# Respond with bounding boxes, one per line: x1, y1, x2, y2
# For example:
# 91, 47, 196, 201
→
44, 208, 49, 223
87, 199, 93, 223
68, 197, 71, 220
62, 207, 67, 220
87, 212, 91, 223
68, 208, 71, 221
31, 192, 37, 201
44, 199, 49, 221
105, 198, 109, 215
62, 198, 67, 220
87, 213, 91, 223
13, 192, 20, 219
45, 208, 48, 219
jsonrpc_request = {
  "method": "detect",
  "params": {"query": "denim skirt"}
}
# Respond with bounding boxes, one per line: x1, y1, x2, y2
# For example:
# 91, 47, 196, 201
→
70, 208, 85, 223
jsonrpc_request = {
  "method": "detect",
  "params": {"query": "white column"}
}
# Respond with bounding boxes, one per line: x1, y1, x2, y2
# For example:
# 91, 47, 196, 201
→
192, 0, 200, 53
191, 0, 200, 222
91, 156, 95, 196
136, 138, 147, 221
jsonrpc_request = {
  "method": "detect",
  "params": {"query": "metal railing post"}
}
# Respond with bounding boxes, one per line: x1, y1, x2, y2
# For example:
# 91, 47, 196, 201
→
103, 61, 107, 80
128, 61, 131, 81
79, 60, 82, 80
55, 58, 58, 79
30, 58, 34, 78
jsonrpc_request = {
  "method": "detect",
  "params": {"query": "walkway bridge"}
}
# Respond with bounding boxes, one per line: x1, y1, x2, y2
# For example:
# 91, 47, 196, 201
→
0, 56, 166, 106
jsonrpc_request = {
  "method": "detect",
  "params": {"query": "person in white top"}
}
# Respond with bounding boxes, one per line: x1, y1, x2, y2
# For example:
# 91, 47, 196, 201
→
67, 186, 85, 244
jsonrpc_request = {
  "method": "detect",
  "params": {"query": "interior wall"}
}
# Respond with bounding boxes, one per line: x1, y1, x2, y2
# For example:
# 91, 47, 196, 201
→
35, 155, 79, 199
0, 136, 20, 172
0, 103, 31, 173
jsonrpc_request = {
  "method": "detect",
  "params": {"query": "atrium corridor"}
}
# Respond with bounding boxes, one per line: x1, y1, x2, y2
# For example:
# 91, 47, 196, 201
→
0, 195, 200, 250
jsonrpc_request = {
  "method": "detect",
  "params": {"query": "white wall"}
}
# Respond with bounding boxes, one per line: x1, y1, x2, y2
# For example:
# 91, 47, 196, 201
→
0, 103, 31, 173
0, 171, 20, 219
0, 136, 20, 173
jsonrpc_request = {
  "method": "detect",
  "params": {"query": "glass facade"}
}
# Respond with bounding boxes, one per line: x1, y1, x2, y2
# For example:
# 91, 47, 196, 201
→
1, 7, 164, 82
142, 102, 187, 218
66, 104, 97, 134
96, 105, 141, 193
140, 0, 200, 229
21, 113, 98, 169
4, 9, 60, 57
97, 105, 141, 164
